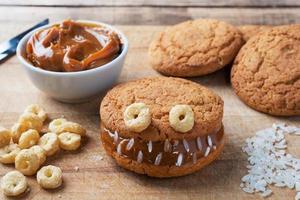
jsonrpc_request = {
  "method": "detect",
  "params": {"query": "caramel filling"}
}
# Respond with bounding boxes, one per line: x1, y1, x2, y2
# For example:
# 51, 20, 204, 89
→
26, 20, 121, 72
101, 126, 224, 167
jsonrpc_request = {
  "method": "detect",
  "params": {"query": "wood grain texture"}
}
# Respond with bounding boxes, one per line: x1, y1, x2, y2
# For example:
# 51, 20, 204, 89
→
0, 23, 299, 199
0, 6, 300, 28
1, 0, 300, 7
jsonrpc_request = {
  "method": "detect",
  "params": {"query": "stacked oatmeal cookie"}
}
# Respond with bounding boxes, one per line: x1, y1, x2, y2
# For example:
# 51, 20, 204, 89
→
148, 19, 299, 116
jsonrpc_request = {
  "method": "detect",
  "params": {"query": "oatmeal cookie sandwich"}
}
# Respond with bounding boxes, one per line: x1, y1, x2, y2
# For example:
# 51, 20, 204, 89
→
100, 77, 225, 177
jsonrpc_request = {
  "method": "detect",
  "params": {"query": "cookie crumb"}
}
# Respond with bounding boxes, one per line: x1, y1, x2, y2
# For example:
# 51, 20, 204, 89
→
58, 194, 62, 198
74, 166, 79, 172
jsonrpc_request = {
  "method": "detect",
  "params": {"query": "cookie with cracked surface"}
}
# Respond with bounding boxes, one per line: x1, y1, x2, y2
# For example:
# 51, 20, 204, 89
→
100, 77, 225, 177
231, 25, 300, 116
238, 25, 272, 42
148, 19, 243, 77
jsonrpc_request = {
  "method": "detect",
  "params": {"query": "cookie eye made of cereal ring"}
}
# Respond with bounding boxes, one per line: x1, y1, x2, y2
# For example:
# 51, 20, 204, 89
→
15, 149, 40, 176
169, 105, 194, 133
123, 103, 151, 132
1, 171, 28, 197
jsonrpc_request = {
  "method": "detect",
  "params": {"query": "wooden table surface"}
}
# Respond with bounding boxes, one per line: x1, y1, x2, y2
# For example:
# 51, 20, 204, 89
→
0, 1, 299, 200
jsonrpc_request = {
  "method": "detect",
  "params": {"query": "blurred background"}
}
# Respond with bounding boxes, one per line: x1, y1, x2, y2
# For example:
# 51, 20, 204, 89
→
1, 0, 300, 29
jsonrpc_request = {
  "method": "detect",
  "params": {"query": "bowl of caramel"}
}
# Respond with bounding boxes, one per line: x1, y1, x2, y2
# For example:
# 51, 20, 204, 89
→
17, 19, 128, 103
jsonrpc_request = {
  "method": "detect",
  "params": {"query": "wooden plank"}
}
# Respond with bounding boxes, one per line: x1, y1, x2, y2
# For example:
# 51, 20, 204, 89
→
0, 6, 300, 33
1, 0, 300, 7
0, 22, 299, 199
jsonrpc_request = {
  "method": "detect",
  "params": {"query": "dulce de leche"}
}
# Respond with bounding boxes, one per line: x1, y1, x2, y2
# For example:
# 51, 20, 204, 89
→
26, 20, 121, 72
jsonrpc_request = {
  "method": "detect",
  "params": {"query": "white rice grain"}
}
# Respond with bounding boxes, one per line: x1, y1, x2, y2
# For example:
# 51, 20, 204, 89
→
240, 124, 300, 199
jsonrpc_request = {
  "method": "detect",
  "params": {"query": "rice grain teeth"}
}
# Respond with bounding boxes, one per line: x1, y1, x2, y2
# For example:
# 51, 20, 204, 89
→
137, 151, 143, 163
196, 137, 202, 151
148, 141, 153, 153
117, 142, 122, 155
114, 131, 119, 143
213, 145, 217, 150
183, 139, 190, 152
176, 153, 183, 167
192, 153, 197, 164
207, 135, 213, 147
126, 138, 134, 151
108, 130, 114, 137
164, 139, 171, 152
154, 152, 162, 165
204, 147, 211, 157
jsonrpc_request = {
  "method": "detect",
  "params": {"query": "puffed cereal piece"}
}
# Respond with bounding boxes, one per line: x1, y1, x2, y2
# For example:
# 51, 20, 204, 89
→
56, 122, 86, 136
11, 123, 28, 143
169, 104, 194, 133
15, 149, 40, 176
24, 104, 47, 122
48, 118, 67, 133
58, 132, 81, 151
1, 171, 27, 196
18, 129, 40, 149
37, 165, 62, 189
38, 133, 59, 156
123, 103, 151, 132
19, 113, 43, 132
0, 144, 21, 164
30, 145, 46, 165
0, 127, 11, 148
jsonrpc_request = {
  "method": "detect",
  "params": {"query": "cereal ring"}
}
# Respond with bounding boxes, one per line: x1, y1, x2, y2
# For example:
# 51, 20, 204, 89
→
123, 103, 151, 132
56, 122, 86, 136
48, 118, 67, 133
15, 149, 40, 176
37, 165, 62, 189
24, 104, 47, 122
38, 133, 59, 156
58, 132, 81, 151
0, 144, 21, 164
30, 145, 46, 165
11, 123, 29, 143
169, 105, 194, 133
0, 127, 11, 148
1, 171, 27, 196
18, 129, 40, 149
19, 113, 43, 132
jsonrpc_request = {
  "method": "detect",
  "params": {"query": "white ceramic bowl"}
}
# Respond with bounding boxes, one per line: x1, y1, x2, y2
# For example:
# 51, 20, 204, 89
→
17, 20, 128, 103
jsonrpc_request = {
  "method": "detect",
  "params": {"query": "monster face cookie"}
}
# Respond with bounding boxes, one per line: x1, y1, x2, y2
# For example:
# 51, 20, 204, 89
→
231, 25, 300, 116
148, 19, 243, 77
100, 77, 225, 177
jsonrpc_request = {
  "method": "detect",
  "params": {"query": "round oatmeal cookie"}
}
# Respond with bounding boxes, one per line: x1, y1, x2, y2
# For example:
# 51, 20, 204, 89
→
148, 19, 243, 77
100, 77, 225, 177
231, 25, 300, 116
